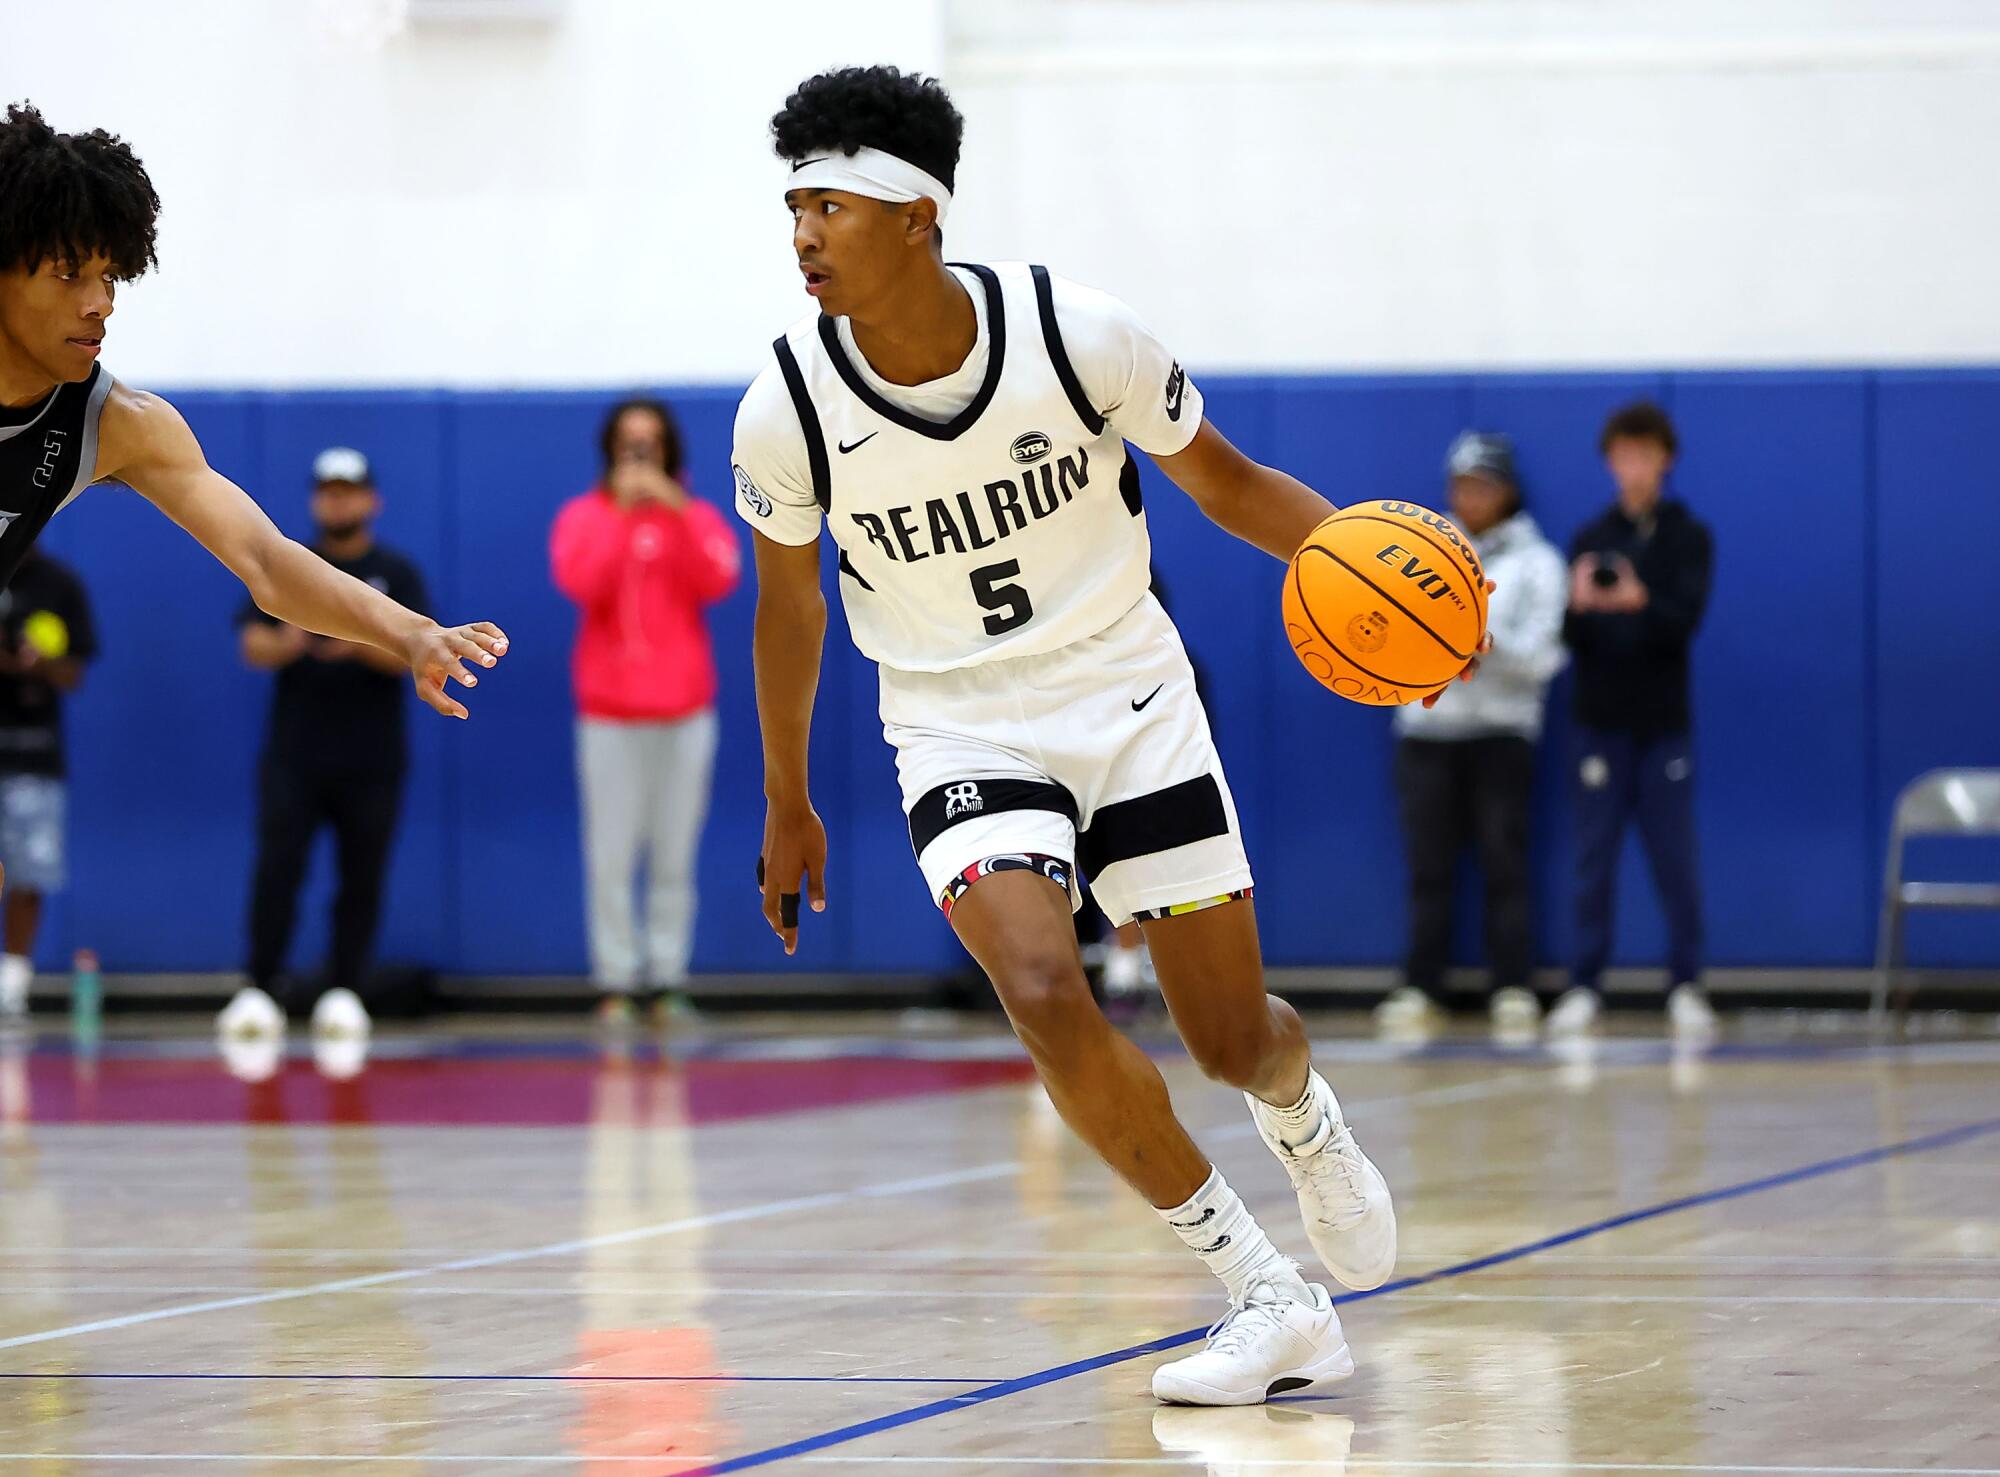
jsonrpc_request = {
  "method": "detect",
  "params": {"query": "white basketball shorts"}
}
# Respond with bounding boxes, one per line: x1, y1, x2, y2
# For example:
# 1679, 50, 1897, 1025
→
878, 592, 1254, 928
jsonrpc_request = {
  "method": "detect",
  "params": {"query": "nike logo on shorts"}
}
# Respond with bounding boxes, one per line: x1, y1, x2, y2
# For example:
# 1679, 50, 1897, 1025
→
1132, 684, 1164, 712
839, 432, 879, 454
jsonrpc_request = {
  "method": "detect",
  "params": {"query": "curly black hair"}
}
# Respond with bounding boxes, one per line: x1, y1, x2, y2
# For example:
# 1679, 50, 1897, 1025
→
0, 101, 160, 280
771, 66, 963, 192
1598, 401, 1679, 458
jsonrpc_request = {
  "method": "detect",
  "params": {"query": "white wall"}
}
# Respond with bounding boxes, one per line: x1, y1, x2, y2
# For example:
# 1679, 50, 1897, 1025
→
4, 0, 944, 387
7, 0, 1998, 384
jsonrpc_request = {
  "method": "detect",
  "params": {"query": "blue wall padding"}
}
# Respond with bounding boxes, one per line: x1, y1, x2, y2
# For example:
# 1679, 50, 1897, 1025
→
29, 368, 1999, 976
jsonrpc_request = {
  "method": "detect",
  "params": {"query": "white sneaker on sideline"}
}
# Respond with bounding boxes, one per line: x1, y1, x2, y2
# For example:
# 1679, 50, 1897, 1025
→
1372, 985, 1440, 1033
313, 1033, 370, 1081
1247, 1070, 1398, 1290
0, 954, 31, 1018
1152, 1270, 1354, 1406
1102, 944, 1146, 997
1546, 987, 1601, 1038
1152, 1404, 1355, 1474
220, 1034, 283, 1083
1668, 983, 1718, 1038
217, 985, 286, 1041
311, 987, 371, 1040
1490, 987, 1542, 1030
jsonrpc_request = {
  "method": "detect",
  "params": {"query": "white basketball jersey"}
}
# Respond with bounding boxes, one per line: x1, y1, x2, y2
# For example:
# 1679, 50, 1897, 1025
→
732, 262, 1203, 672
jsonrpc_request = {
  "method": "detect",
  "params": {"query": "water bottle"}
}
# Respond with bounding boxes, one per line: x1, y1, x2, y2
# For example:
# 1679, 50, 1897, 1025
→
71, 948, 101, 1047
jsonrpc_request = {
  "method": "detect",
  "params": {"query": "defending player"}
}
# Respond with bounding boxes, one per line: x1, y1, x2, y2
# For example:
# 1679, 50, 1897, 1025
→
0, 106, 506, 737
736, 67, 1482, 1404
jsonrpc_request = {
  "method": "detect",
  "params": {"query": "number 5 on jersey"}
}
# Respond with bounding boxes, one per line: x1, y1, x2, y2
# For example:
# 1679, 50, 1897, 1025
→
971, 560, 1033, 635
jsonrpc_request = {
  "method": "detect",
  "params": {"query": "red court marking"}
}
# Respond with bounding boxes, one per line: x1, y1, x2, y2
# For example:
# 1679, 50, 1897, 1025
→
5, 1053, 1036, 1127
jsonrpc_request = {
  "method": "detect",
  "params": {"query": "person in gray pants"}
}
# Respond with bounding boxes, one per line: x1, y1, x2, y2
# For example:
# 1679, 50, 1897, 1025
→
551, 398, 742, 1024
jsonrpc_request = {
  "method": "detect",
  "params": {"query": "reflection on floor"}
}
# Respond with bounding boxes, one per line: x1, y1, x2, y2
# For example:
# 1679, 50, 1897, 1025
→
1, 1008, 1997, 1473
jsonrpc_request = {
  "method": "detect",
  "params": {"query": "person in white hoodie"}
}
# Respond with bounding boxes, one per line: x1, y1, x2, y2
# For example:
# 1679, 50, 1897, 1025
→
1377, 433, 1567, 1035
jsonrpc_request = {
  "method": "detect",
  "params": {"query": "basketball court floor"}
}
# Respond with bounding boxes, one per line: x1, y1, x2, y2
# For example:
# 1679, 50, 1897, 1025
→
2, 1008, 1997, 1473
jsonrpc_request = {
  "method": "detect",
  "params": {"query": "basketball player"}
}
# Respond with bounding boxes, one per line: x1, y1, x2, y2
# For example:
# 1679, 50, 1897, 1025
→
735, 68, 1484, 1405
0, 107, 507, 863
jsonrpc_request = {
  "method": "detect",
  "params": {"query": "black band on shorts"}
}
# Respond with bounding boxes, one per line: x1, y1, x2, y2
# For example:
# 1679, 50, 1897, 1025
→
938, 852, 1074, 919
908, 777, 1080, 858
1076, 774, 1229, 878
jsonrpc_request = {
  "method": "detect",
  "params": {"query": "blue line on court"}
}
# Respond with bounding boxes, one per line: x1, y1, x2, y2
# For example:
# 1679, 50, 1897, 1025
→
0, 1373, 988, 1385
677, 1113, 2000, 1475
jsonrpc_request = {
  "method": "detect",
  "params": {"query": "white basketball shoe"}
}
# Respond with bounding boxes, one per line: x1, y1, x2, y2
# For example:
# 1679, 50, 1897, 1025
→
1247, 1070, 1398, 1290
1152, 1269, 1354, 1406
311, 987, 371, 1040
1545, 986, 1602, 1038
217, 985, 286, 1041
1668, 983, 1718, 1039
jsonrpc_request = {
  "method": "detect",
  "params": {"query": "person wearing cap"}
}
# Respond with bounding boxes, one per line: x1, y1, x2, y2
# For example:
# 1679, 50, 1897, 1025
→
1376, 433, 1567, 1038
551, 398, 741, 1028
219, 447, 430, 1043
1549, 402, 1716, 1040
0, 547, 96, 1020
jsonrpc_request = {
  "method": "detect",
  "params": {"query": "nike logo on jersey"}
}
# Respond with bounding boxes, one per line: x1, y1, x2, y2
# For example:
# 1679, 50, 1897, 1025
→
838, 432, 879, 455
1132, 684, 1164, 712
1164, 362, 1186, 423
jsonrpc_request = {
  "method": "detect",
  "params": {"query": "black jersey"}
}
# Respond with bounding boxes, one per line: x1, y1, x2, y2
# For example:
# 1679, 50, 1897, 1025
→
0, 364, 112, 593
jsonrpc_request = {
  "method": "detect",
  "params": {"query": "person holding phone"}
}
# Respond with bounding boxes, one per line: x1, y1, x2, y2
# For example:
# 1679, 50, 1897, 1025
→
551, 398, 741, 1027
1551, 402, 1715, 1039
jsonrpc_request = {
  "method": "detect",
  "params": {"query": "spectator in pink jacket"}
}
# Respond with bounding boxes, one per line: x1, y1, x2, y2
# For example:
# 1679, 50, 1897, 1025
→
551, 398, 741, 1025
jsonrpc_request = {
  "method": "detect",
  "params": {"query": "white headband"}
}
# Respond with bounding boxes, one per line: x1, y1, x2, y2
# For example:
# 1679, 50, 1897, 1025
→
785, 146, 952, 224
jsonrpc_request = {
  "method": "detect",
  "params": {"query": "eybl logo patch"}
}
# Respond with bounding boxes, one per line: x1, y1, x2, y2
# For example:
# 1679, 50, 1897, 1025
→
733, 464, 772, 517
1009, 431, 1052, 465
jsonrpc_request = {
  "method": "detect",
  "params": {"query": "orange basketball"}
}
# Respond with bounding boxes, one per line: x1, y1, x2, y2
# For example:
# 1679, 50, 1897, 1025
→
1283, 501, 1489, 706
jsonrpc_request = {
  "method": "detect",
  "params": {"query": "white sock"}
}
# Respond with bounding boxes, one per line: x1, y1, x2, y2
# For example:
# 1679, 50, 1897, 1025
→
1260, 1070, 1328, 1151
1159, 1167, 1305, 1302
0, 954, 30, 1011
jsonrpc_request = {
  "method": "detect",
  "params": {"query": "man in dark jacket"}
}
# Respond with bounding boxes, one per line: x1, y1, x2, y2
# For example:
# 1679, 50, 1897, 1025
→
1548, 402, 1716, 1039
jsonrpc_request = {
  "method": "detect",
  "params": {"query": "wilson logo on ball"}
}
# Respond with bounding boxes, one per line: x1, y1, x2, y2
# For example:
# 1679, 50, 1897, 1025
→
1376, 501, 1486, 583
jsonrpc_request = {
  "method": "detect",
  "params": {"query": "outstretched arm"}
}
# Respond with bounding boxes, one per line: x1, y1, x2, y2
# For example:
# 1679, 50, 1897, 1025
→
94, 384, 508, 718
751, 529, 829, 955
1151, 421, 1337, 562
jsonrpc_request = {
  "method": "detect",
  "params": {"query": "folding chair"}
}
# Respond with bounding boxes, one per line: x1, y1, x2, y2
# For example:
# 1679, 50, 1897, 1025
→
1874, 768, 2000, 1019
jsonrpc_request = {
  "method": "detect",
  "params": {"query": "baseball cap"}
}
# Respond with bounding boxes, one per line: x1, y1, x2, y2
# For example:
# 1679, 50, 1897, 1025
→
312, 447, 373, 487
1444, 431, 1518, 490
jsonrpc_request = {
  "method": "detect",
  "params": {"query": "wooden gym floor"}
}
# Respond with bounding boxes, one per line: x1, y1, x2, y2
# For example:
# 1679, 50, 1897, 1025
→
1, 1009, 1996, 1473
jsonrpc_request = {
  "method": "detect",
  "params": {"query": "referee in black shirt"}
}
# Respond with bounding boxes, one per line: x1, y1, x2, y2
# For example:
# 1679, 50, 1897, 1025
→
219, 448, 427, 1041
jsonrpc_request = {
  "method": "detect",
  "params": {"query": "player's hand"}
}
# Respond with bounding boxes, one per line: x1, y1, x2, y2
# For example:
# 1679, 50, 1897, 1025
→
758, 801, 827, 956
403, 620, 510, 720
1421, 577, 1498, 709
